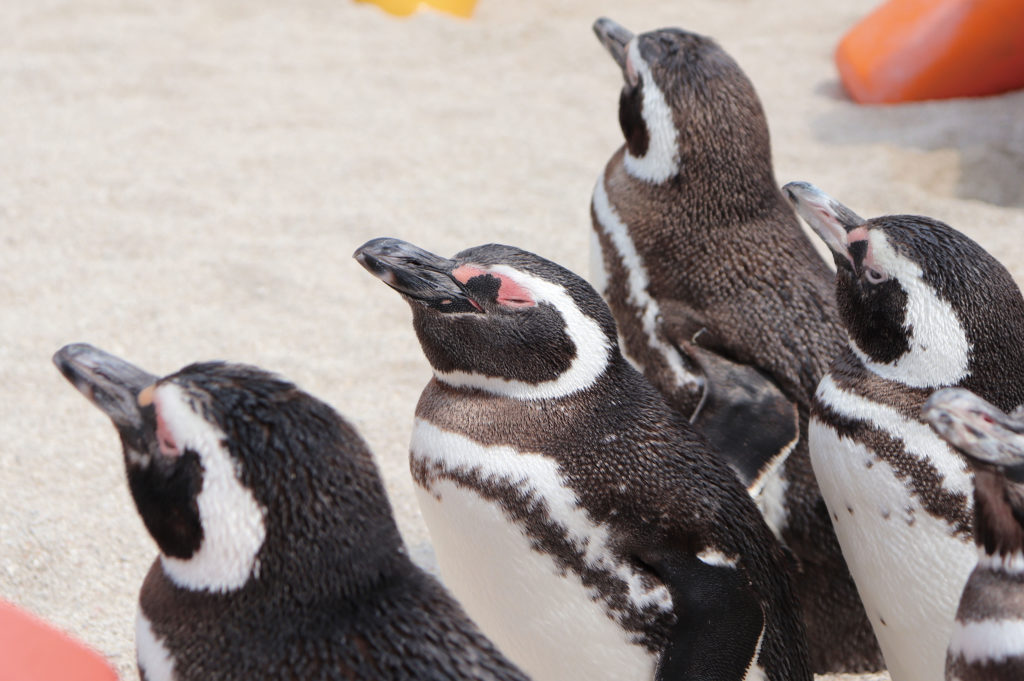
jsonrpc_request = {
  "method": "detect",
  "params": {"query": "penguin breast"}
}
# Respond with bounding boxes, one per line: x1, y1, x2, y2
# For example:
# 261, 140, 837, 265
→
410, 418, 667, 681
809, 375, 978, 681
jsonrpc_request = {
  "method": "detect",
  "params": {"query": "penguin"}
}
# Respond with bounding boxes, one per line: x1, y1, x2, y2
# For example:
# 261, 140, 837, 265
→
923, 388, 1024, 681
52, 343, 531, 681
784, 181, 1024, 681
354, 237, 812, 681
589, 17, 880, 673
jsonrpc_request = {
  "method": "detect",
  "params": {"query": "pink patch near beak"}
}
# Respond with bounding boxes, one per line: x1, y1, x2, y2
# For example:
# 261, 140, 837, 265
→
847, 226, 876, 271
847, 226, 869, 245
452, 265, 486, 283
496, 277, 535, 308
154, 402, 180, 457
625, 51, 639, 87
452, 264, 536, 308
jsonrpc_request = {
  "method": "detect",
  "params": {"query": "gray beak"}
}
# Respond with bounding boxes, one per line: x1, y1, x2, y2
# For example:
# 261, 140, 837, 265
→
53, 343, 157, 430
593, 17, 633, 73
783, 181, 867, 271
354, 237, 479, 314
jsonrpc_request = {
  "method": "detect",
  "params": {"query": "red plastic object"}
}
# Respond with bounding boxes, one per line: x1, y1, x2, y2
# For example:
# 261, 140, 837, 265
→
0, 599, 119, 681
836, 0, 1024, 103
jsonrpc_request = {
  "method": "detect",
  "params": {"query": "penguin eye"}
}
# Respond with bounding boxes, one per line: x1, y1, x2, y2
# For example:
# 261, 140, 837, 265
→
492, 274, 536, 309
498, 296, 534, 308
863, 268, 887, 285
459, 269, 536, 309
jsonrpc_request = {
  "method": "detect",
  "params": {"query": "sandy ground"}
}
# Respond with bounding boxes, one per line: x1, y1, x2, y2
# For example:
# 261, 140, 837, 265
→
2, 0, 1022, 678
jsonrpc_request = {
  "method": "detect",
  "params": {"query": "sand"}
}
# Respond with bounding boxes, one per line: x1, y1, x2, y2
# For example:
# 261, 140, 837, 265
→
2, 0, 1022, 678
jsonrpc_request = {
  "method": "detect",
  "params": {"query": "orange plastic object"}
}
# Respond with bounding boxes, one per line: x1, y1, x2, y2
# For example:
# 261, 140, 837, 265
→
355, 0, 477, 18
0, 599, 119, 681
836, 0, 1024, 103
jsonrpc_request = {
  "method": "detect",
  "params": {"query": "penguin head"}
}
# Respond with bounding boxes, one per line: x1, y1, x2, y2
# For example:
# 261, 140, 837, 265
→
785, 182, 1024, 398
592, 17, 772, 186
54, 343, 404, 596
924, 388, 1024, 559
355, 238, 619, 400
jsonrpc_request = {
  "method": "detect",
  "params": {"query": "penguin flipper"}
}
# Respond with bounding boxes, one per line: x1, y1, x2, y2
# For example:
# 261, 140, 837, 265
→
644, 550, 765, 681
657, 305, 800, 488
681, 341, 799, 489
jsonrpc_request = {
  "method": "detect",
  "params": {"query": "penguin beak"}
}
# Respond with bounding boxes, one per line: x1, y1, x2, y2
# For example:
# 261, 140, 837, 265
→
593, 17, 633, 73
923, 388, 1024, 470
354, 238, 480, 314
783, 181, 868, 272
53, 343, 157, 431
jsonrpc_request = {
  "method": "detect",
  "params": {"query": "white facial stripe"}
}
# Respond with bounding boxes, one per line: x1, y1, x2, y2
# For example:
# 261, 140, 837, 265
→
135, 609, 176, 681
434, 266, 612, 400
977, 549, 1024, 575
816, 374, 974, 497
592, 175, 702, 391
850, 231, 972, 388
622, 39, 680, 183
949, 619, 1024, 663
155, 383, 266, 592
696, 548, 738, 569
412, 419, 673, 614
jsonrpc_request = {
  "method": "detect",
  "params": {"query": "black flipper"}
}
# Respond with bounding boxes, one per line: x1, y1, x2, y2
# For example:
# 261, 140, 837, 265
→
685, 340, 799, 489
642, 550, 765, 681
657, 306, 799, 489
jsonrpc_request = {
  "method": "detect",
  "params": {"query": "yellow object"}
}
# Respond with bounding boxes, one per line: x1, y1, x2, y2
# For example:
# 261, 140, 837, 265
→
356, 0, 476, 18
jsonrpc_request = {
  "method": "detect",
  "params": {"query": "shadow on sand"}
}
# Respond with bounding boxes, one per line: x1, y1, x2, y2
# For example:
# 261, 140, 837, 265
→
812, 82, 1024, 208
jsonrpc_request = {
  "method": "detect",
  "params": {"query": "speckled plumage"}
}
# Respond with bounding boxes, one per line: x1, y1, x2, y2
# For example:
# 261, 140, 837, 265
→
54, 344, 529, 681
356, 238, 812, 681
788, 183, 1024, 681
590, 19, 877, 673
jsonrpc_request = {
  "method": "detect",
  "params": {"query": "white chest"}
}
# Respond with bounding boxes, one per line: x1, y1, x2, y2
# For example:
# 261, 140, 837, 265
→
136, 608, 177, 681
410, 419, 664, 681
809, 379, 977, 681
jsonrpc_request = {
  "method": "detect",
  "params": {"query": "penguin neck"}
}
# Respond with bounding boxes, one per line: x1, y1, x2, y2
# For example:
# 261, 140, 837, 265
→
430, 348, 616, 402
622, 119, 679, 184
413, 288, 617, 402
418, 349, 635, 420
415, 353, 677, 477
277, 512, 409, 603
242, 418, 414, 603
618, 141, 782, 228
276, 472, 411, 603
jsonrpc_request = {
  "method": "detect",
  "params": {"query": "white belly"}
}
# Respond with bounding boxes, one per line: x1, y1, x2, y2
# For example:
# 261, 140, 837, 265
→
417, 482, 656, 681
809, 414, 976, 681
411, 419, 661, 681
